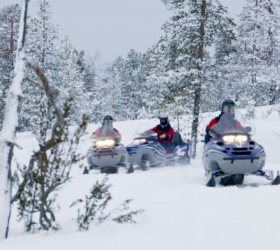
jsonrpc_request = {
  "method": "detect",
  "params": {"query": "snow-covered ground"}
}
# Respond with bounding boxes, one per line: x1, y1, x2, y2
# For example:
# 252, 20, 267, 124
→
1, 107, 280, 250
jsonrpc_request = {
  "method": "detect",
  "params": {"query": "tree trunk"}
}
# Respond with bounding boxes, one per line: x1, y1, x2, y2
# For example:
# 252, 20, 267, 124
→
269, 83, 276, 105
0, 0, 29, 239
190, 0, 206, 159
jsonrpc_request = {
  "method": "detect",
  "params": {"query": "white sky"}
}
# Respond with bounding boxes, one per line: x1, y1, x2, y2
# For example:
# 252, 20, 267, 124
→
0, 0, 244, 63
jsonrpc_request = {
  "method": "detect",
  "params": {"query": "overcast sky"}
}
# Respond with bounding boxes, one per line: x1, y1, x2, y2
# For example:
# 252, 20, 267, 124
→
0, 0, 244, 63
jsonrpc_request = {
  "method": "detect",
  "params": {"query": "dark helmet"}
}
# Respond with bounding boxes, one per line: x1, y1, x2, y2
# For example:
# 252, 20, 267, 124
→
221, 99, 236, 114
102, 115, 113, 126
159, 113, 169, 126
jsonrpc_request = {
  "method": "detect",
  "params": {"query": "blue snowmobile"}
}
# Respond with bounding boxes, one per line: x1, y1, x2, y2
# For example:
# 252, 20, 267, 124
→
126, 129, 190, 172
203, 113, 280, 187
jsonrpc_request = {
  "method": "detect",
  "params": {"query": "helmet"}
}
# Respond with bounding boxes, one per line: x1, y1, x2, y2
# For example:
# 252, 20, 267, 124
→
102, 115, 113, 126
158, 113, 169, 126
221, 99, 236, 114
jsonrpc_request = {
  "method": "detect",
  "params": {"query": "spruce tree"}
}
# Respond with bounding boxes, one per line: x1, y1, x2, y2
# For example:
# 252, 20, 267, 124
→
161, 0, 235, 158
54, 35, 90, 124
20, 0, 90, 131
20, 0, 59, 131
235, 0, 280, 106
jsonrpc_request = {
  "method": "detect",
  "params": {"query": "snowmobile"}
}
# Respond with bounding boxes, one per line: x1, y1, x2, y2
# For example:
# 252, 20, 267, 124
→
126, 127, 190, 172
203, 113, 280, 187
85, 126, 129, 174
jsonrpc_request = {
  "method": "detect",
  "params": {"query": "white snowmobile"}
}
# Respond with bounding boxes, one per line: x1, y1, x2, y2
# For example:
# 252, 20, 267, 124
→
84, 119, 128, 174
203, 112, 280, 187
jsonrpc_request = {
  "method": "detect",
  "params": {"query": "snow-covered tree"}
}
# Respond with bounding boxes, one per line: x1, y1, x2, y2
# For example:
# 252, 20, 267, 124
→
0, 0, 29, 239
20, 0, 59, 131
160, 0, 235, 158
120, 50, 148, 120
143, 42, 171, 116
0, 4, 21, 129
234, 0, 280, 106
97, 50, 152, 121
54, 35, 90, 123
20, 0, 90, 131
102, 56, 126, 120
80, 54, 97, 121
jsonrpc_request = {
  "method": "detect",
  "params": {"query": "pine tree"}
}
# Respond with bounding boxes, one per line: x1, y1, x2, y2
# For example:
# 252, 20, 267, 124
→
20, 0, 59, 131
81, 55, 100, 122
20, 0, 90, 131
121, 50, 147, 119
107, 56, 126, 120
161, 0, 235, 158
235, 0, 280, 107
99, 50, 151, 121
144, 41, 171, 116
54, 35, 90, 124
202, 16, 236, 112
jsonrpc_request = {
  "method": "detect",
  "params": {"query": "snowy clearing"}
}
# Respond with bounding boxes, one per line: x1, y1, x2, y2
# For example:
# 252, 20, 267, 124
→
1, 107, 280, 250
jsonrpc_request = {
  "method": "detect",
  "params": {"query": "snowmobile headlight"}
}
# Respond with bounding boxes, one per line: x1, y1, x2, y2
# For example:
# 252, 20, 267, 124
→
235, 135, 248, 144
222, 135, 248, 145
95, 139, 115, 149
133, 139, 146, 145
222, 135, 235, 144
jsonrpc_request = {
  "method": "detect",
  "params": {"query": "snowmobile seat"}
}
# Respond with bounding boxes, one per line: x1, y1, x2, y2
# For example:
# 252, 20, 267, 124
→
172, 131, 184, 147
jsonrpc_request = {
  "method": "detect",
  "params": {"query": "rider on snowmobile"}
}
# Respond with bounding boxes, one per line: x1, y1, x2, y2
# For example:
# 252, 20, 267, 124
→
204, 100, 245, 144
146, 114, 174, 151
92, 115, 121, 145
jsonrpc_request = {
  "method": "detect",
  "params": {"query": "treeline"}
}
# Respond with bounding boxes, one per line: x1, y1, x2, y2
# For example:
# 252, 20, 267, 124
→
98, 0, 280, 156
0, 1, 92, 133
102, 0, 280, 119
1, 0, 280, 134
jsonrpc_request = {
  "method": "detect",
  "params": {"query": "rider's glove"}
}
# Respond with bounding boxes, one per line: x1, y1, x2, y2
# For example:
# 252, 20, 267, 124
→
244, 126, 252, 133
159, 133, 167, 139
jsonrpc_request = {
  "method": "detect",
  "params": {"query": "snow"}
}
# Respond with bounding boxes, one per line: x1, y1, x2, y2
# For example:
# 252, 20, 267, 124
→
0, 106, 280, 249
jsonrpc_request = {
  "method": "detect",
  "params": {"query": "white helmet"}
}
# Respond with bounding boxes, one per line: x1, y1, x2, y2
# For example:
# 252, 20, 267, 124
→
158, 113, 169, 126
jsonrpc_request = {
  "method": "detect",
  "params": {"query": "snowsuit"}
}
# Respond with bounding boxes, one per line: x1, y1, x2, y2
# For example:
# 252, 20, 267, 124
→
151, 124, 174, 144
204, 114, 242, 144
147, 124, 174, 152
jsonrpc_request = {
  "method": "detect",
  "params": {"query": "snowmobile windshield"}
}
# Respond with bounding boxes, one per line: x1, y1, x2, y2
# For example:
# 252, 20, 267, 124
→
210, 111, 255, 137
133, 124, 157, 138
93, 125, 120, 140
